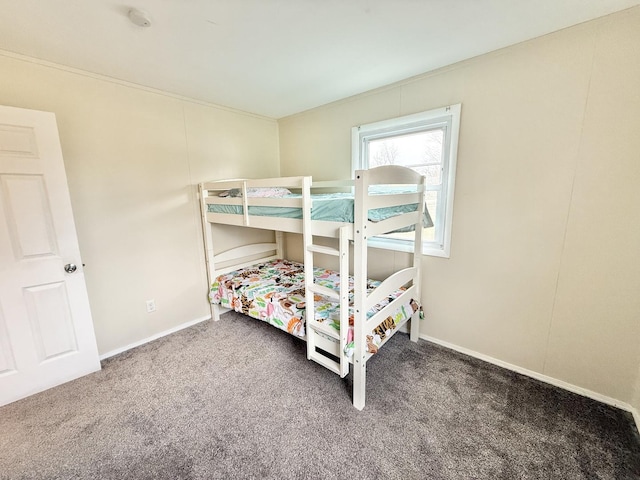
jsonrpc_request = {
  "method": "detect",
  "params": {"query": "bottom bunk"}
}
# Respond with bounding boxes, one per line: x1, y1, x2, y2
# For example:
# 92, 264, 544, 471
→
209, 259, 421, 365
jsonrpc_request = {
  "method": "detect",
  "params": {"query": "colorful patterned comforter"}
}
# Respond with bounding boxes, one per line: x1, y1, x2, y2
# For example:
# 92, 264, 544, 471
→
209, 259, 420, 355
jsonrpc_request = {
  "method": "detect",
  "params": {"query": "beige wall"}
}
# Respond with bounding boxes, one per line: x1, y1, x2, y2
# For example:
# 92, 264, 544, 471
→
279, 8, 640, 405
0, 52, 279, 355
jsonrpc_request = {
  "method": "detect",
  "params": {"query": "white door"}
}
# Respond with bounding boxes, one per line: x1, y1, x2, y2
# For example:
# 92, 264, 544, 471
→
0, 105, 100, 407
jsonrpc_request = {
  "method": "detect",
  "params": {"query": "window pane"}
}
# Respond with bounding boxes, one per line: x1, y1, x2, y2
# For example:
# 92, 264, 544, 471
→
424, 190, 438, 241
377, 191, 438, 243
368, 128, 444, 169
413, 165, 442, 186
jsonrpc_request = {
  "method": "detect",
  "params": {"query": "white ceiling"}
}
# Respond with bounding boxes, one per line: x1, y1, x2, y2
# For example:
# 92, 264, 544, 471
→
1, 1, 639, 118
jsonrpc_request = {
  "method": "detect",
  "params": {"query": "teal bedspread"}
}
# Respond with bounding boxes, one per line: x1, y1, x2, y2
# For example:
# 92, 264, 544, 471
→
208, 192, 433, 227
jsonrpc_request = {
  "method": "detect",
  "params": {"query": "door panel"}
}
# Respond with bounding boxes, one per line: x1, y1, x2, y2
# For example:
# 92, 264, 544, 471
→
2, 174, 58, 259
0, 305, 16, 375
24, 282, 78, 361
0, 123, 39, 158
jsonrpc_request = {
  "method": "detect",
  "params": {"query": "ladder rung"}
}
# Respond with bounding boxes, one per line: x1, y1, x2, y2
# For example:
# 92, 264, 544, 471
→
309, 283, 339, 300
314, 333, 340, 357
307, 244, 340, 256
308, 318, 340, 339
309, 351, 341, 375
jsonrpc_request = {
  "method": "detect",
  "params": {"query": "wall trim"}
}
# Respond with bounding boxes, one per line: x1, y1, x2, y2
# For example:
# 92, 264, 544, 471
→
99, 315, 211, 360
0, 48, 274, 122
420, 334, 637, 417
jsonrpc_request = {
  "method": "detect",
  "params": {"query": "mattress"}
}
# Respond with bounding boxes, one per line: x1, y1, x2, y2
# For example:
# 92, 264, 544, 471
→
208, 191, 434, 227
209, 259, 420, 356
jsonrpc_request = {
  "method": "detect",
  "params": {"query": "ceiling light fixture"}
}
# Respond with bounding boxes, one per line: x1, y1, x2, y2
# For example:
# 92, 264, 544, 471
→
128, 8, 152, 27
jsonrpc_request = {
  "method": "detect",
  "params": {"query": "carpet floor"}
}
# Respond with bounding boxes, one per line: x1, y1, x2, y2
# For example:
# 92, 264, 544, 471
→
1, 312, 639, 479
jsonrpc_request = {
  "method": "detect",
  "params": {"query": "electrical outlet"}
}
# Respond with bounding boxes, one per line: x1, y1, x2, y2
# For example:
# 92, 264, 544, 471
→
146, 299, 156, 313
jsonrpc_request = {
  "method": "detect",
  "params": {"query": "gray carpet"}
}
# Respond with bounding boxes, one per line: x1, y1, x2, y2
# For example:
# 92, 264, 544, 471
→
1, 312, 639, 479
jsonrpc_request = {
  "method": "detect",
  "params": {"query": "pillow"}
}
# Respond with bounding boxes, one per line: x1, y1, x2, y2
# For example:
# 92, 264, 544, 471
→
218, 188, 240, 197
219, 187, 292, 198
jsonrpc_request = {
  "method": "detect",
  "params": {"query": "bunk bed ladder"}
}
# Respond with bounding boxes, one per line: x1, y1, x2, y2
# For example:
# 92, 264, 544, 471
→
305, 226, 350, 378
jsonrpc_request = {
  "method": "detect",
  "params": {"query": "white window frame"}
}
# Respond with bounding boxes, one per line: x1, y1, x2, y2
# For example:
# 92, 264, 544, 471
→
352, 104, 460, 258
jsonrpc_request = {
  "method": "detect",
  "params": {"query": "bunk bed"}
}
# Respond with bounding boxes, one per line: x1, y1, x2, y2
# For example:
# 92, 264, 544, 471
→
198, 165, 428, 410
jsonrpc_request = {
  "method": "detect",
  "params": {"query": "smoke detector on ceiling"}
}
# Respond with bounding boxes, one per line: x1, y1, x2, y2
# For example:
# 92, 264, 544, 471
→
128, 8, 152, 27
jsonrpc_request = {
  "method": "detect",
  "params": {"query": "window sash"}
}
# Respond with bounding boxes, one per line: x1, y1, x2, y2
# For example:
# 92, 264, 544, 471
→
352, 104, 460, 258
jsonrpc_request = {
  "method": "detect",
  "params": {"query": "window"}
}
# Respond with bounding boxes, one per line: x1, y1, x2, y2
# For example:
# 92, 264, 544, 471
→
352, 104, 460, 257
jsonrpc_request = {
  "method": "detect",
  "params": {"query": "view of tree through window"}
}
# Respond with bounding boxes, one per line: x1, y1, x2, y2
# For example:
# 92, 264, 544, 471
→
368, 128, 445, 242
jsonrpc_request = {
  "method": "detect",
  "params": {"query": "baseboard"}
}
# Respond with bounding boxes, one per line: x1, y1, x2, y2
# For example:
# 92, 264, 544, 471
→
99, 315, 211, 360
631, 407, 640, 433
420, 334, 637, 417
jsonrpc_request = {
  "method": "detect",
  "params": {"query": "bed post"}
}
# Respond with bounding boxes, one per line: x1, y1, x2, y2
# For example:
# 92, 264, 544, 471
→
275, 231, 284, 259
353, 169, 368, 410
410, 175, 426, 342
301, 177, 315, 361
198, 182, 218, 321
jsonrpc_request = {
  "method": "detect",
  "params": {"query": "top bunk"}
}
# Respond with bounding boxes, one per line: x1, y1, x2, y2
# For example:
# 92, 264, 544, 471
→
199, 165, 432, 239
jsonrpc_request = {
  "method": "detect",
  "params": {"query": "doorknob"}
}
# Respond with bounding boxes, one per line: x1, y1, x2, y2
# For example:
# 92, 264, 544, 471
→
64, 263, 77, 273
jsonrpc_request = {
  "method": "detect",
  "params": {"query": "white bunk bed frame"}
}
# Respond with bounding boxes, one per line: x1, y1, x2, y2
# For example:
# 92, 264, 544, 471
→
198, 165, 425, 410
